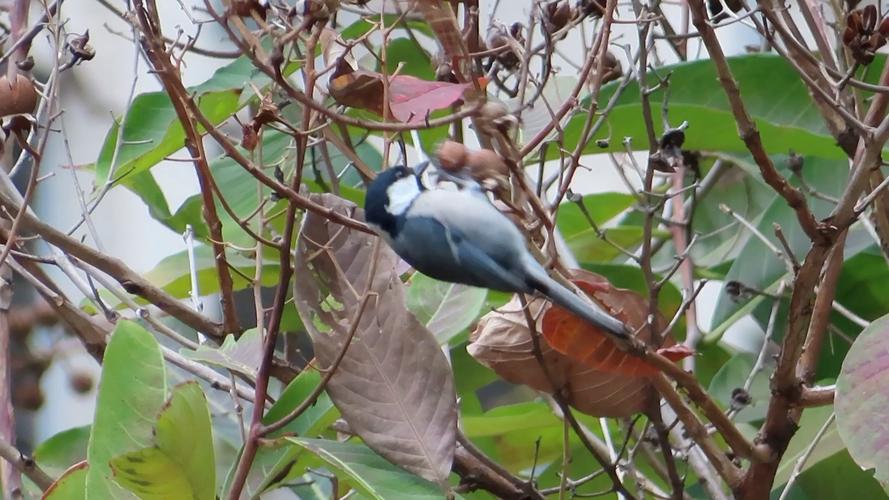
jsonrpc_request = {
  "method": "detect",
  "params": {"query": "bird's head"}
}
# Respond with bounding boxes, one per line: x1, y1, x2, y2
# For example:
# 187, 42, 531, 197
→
364, 164, 425, 238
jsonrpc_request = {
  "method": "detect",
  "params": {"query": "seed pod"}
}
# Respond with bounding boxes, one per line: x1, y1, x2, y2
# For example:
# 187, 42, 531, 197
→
436, 140, 469, 171
465, 148, 509, 178
0, 74, 38, 117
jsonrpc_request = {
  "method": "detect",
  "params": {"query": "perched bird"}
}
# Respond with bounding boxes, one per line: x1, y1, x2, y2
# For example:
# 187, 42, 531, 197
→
364, 163, 628, 338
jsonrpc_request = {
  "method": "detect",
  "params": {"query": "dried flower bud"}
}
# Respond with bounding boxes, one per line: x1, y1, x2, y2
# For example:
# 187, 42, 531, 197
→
788, 151, 804, 174
595, 138, 610, 148
576, 0, 606, 18
844, 5, 888, 65
730, 387, 752, 410
600, 51, 623, 84
486, 27, 519, 70
543, 1, 573, 33
69, 31, 96, 62
241, 123, 259, 151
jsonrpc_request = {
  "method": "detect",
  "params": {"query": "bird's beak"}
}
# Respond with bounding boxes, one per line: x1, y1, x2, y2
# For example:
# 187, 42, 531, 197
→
413, 161, 431, 176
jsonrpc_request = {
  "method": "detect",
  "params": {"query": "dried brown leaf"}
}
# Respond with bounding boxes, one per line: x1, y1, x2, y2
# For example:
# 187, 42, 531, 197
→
468, 294, 654, 417
293, 194, 457, 486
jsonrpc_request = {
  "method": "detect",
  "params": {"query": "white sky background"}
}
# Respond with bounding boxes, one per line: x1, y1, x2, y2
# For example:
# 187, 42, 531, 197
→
28, 0, 770, 440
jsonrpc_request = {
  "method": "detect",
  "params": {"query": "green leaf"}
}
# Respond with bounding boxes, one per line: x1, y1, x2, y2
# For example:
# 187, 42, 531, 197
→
43, 462, 88, 500
406, 274, 487, 345
86, 321, 166, 500
776, 449, 888, 500
182, 330, 263, 379
461, 402, 561, 438
262, 368, 339, 436
142, 246, 280, 301
579, 54, 879, 159
774, 406, 843, 488
709, 157, 870, 337
94, 55, 290, 187
385, 38, 433, 80
556, 192, 637, 238
706, 354, 770, 423
34, 426, 91, 478
564, 225, 645, 262
95, 89, 240, 186
219, 370, 340, 497
340, 16, 434, 40
155, 382, 215, 500
289, 438, 444, 499
110, 448, 194, 500
836, 312, 889, 491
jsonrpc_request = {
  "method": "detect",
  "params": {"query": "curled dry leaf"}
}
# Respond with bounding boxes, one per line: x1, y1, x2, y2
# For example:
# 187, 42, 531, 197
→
468, 294, 655, 418
293, 194, 457, 486
543, 270, 692, 376
468, 269, 691, 417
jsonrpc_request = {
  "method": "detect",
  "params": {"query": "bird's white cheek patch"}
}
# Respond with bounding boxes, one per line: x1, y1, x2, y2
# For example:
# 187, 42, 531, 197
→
385, 177, 421, 216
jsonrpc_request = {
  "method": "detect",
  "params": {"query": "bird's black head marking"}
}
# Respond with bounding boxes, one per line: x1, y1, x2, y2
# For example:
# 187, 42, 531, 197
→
364, 165, 423, 238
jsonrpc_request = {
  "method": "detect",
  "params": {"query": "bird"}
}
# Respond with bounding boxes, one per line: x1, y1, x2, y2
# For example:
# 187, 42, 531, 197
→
363, 163, 628, 339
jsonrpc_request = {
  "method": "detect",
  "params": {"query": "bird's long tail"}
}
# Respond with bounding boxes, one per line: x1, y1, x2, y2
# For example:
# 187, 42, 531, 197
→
523, 257, 628, 339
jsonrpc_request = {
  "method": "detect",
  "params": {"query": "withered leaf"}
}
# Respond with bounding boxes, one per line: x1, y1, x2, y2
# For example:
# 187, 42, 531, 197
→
468, 294, 655, 418
542, 270, 692, 377
293, 194, 456, 486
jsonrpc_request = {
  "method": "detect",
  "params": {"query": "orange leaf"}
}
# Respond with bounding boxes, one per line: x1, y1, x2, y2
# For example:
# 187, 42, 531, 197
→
542, 269, 691, 377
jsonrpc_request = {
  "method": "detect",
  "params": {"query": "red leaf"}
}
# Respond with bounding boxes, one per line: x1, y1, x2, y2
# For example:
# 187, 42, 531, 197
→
388, 76, 474, 122
541, 269, 691, 377
327, 65, 481, 123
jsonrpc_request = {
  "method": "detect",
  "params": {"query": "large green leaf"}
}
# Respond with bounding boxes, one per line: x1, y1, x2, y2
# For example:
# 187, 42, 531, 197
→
43, 462, 88, 500
461, 402, 561, 438
564, 225, 646, 262
289, 438, 444, 499
110, 448, 194, 500
262, 368, 339, 437
182, 329, 263, 379
34, 426, 91, 479
709, 157, 871, 336
836, 312, 889, 491
95, 56, 285, 186
406, 274, 487, 345
219, 369, 340, 498
154, 382, 215, 500
578, 54, 884, 159
143, 246, 280, 300
706, 353, 770, 423
86, 321, 166, 500
555, 192, 637, 239
95, 89, 240, 186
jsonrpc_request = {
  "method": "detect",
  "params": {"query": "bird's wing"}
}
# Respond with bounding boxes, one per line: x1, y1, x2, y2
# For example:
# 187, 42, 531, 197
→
408, 189, 527, 262
395, 215, 530, 292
